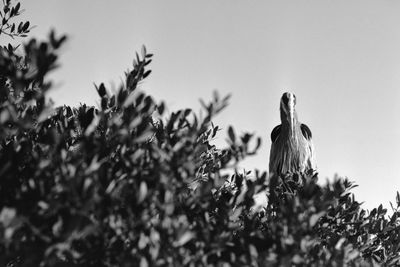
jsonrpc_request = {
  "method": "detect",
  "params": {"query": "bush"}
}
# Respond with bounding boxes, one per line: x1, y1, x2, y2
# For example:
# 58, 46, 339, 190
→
1, 2, 400, 266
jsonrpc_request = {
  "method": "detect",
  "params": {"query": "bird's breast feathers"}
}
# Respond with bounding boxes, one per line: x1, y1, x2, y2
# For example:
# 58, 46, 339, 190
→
269, 124, 315, 174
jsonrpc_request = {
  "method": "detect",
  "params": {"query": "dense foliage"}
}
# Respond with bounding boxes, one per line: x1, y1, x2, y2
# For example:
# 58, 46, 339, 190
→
1, 1, 400, 266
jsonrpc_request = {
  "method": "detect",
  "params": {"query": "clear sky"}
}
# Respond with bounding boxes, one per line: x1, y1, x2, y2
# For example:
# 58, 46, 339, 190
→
7, 0, 400, 211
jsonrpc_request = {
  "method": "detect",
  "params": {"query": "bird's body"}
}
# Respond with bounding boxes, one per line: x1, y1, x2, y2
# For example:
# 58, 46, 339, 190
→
269, 92, 316, 175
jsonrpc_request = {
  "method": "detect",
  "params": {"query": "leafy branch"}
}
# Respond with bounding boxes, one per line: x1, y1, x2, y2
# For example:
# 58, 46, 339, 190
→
0, 0, 32, 39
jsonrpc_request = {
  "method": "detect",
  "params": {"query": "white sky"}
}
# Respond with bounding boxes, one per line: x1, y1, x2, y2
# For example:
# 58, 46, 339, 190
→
6, 0, 400, 211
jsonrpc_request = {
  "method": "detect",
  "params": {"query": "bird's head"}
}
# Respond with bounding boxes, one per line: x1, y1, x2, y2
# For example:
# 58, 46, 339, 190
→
280, 92, 297, 129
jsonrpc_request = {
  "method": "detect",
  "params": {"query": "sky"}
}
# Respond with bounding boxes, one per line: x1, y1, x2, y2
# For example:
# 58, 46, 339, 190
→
5, 0, 400, 211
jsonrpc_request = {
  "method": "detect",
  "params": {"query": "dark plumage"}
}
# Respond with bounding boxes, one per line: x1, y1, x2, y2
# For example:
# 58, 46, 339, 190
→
269, 92, 316, 175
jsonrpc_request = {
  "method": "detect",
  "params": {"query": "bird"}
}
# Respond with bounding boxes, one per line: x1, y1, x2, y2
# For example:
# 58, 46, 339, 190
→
269, 92, 316, 175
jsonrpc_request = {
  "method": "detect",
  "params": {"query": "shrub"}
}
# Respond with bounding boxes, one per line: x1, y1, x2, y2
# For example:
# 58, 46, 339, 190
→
1, 1, 400, 266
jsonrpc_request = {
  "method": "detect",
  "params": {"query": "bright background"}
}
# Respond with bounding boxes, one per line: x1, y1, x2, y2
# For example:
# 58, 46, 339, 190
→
5, 0, 400, 211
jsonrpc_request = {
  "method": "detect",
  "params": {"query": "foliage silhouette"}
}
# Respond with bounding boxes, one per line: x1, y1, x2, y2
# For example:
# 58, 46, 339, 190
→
1, 1, 400, 266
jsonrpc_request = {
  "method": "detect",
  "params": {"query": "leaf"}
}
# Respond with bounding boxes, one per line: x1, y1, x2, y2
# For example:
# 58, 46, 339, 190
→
378, 204, 382, 214
141, 45, 147, 57
175, 231, 194, 246
134, 129, 154, 143
335, 238, 346, 250
22, 21, 30, 31
241, 133, 251, 144
96, 83, 107, 98
0, 207, 17, 227
212, 125, 219, 138
144, 59, 152, 66
184, 108, 191, 117
105, 180, 117, 194
228, 126, 235, 143
101, 97, 108, 110
230, 207, 243, 221
138, 182, 148, 203
85, 155, 103, 174
143, 70, 151, 79
309, 212, 325, 227
84, 112, 99, 136
390, 212, 398, 224
37, 107, 55, 123
52, 216, 63, 237
136, 52, 140, 65
109, 95, 116, 107
123, 91, 136, 107
15, 2, 20, 13
140, 257, 149, 267
157, 102, 165, 115
117, 88, 128, 105
347, 249, 359, 261
370, 208, 377, 218
199, 98, 208, 110
166, 112, 178, 132
249, 244, 258, 258
129, 116, 142, 129
292, 254, 303, 264
0, 110, 10, 123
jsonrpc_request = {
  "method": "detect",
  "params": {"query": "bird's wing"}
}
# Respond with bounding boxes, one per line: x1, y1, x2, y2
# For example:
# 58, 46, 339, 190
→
300, 123, 317, 171
270, 124, 281, 143
300, 123, 312, 140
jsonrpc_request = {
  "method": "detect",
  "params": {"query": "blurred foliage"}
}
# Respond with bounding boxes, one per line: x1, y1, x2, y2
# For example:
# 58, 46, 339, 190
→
0, 0, 31, 39
1, 1, 400, 266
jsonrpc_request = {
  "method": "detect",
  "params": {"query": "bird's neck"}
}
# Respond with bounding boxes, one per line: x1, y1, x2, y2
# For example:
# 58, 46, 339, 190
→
281, 110, 299, 136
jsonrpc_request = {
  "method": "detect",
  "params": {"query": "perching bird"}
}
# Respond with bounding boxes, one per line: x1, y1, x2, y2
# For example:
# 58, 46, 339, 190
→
269, 92, 316, 175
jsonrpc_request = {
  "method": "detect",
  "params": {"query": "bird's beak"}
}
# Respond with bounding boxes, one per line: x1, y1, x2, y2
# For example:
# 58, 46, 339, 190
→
280, 92, 297, 132
288, 94, 296, 131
